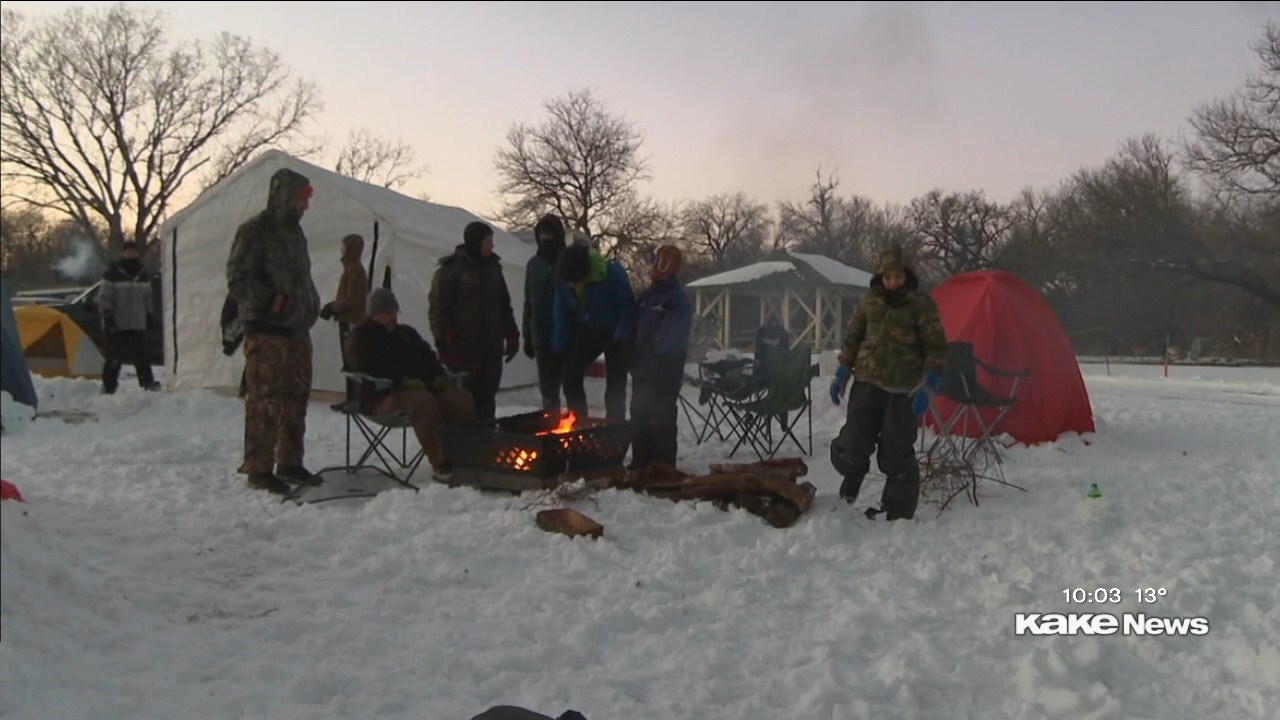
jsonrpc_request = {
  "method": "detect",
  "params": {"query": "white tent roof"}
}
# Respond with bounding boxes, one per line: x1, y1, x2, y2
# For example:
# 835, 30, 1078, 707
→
687, 253, 873, 289
160, 150, 536, 394
788, 252, 874, 287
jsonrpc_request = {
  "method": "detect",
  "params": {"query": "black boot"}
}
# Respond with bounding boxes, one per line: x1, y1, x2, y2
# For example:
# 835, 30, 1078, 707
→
838, 476, 864, 504
276, 465, 322, 486
247, 473, 291, 495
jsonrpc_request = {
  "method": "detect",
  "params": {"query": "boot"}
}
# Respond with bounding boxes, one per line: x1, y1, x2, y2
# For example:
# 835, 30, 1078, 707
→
276, 465, 322, 486
247, 473, 291, 495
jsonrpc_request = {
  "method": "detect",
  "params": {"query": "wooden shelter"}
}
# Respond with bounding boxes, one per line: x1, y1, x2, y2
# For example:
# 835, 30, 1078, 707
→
686, 252, 873, 352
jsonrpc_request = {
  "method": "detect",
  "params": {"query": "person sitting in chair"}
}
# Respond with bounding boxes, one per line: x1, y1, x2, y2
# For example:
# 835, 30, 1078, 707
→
346, 288, 476, 481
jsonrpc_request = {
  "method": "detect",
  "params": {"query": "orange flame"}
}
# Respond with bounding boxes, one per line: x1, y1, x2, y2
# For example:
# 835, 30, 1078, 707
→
537, 411, 578, 436
498, 448, 539, 471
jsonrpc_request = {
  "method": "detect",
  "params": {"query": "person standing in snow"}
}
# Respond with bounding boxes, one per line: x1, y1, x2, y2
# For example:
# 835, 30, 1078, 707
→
553, 242, 635, 422
317, 232, 368, 410
98, 240, 160, 394
625, 245, 692, 470
829, 243, 947, 521
428, 221, 520, 422
522, 214, 568, 412
226, 168, 322, 496
317, 232, 369, 368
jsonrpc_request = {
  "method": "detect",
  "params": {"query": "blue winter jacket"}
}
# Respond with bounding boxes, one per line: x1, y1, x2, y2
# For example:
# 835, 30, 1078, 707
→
628, 276, 692, 374
552, 252, 635, 352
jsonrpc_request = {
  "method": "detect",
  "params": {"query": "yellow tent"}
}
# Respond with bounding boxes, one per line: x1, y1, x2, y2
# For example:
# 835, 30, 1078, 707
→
14, 305, 105, 378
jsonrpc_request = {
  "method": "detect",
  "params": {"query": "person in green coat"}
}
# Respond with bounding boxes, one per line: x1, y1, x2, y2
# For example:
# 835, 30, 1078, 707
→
829, 244, 948, 520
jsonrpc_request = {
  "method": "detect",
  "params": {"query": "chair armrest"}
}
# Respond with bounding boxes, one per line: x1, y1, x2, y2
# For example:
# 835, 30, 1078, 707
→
975, 360, 1030, 379
444, 368, 469, 389
344, 371, 393, 392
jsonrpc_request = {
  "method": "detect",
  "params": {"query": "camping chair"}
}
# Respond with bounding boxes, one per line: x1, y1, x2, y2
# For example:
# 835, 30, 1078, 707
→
319, 369, 470, 490
679, 355, 762, 445
917, 341, 1029, 505
318, 373, 426, 492
722, 342, 816, 460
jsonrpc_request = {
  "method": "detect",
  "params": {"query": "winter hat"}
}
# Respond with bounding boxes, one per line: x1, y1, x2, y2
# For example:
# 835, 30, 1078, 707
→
463, 221, 493, 254
557, 242, 591, 284
534, 214, 566, 244
878, 244, 906, 274
367, 287, 399, 316
342, 233, 364, 251
650, 245, 683, 283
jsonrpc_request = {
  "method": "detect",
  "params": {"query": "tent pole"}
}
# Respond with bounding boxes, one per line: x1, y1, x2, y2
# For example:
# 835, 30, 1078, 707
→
170, 227, 179, 371
367, 222, 380, 288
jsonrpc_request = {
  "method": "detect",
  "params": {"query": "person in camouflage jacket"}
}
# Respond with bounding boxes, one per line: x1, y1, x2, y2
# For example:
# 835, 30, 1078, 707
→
829, 244, 947, 520
225, 167, 322, 495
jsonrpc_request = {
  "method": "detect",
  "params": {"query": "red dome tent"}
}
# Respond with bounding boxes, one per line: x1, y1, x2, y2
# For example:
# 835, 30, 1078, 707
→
928, 270, 1095, 444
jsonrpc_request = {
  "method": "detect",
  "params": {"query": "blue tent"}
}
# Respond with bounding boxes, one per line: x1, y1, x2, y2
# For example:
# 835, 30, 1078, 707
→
1, 277, 39, 410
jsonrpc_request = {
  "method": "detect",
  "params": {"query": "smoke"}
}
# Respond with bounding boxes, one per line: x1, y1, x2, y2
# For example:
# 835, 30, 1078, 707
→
54, 236, 107, 283
1233, 1, 1280, 21
715, 4, 942, 199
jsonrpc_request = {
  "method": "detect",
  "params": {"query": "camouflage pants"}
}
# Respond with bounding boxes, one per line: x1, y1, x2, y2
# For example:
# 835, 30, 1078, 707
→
372, 387, 475, 471
239, 332, 312, 475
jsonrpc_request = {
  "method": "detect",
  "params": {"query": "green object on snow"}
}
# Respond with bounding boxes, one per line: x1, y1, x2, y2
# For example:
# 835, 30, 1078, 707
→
1088, 483, 1102, 499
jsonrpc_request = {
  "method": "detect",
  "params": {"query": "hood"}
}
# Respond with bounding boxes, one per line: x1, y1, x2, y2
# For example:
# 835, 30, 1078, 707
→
341, 233, 364, 264
534, 214, 567, 262
266, 168, 311, 226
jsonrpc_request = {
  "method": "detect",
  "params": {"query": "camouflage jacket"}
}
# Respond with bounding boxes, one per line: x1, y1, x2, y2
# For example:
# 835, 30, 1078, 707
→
839, 273, 947, 390
225, 168, 320, 335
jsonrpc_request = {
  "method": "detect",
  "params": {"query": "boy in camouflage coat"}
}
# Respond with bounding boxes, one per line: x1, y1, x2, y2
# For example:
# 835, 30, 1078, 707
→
225, 168, 322, 495
829, 244, 947, 520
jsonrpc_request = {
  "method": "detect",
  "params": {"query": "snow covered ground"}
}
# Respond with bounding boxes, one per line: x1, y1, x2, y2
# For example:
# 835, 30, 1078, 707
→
2, 363, 1278, 719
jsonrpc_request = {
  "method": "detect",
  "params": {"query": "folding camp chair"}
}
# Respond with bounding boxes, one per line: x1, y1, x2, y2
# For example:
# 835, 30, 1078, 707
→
917, 342, 1029, 505
679, 356, 763, 445
318, 373, 426, 492
722, 343, 816, 460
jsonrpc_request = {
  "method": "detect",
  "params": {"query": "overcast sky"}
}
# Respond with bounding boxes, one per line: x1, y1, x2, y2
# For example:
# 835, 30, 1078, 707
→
3, 1, 1278, 222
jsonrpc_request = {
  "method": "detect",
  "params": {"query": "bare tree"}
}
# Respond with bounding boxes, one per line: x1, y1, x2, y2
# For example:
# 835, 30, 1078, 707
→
776, 169, 887, 271
603, 197, 683, 285
907, 189, 1012, 276
777, 169, 852, 256
681, 192, 772, 268
0, 5, 320, 252
1185, 22, 1279, 199
997, 188, 1078, 298
1058, 135, 1279, 307
334, 128, 425, 189
494, 88, 650, 248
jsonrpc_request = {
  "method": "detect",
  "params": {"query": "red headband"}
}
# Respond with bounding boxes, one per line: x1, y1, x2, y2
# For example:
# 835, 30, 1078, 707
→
297, 184, 314, 200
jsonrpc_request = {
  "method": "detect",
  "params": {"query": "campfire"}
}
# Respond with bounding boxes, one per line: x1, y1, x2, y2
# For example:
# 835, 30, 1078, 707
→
439, 410, 633, 492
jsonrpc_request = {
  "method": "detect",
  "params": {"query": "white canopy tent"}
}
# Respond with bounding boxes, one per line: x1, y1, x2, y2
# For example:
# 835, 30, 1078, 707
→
160, 150, 536, 393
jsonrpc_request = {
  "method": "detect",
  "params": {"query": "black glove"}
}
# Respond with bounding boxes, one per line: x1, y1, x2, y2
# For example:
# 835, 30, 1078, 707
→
318, 302, 334, 321
523, 338, 535, 359
504, 331, 519, 363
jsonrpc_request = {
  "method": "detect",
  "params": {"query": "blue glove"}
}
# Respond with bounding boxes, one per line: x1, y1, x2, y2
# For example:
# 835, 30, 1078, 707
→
830, 365, 851, 405
911, 370, 943, 417
911, 388, 931, 417
923, 370, 942, 391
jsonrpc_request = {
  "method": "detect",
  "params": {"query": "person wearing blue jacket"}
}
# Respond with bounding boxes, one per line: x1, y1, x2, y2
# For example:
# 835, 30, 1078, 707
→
625, 245, 692, 470
553, 242, 635, 421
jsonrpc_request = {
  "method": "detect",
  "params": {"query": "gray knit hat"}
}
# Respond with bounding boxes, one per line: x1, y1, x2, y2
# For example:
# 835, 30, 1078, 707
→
367, 287, 399, 316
